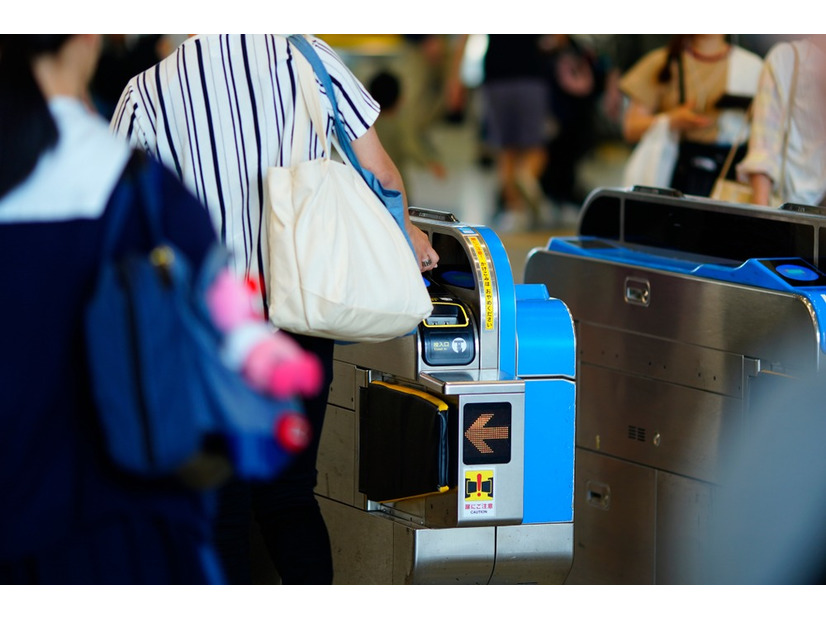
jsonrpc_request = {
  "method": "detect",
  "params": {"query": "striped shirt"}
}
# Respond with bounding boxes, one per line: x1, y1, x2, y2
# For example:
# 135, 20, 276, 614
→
110, 34, 380, 289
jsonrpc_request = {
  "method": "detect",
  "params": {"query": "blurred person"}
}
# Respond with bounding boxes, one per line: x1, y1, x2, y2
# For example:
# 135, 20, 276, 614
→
620, 34, 763, 197
541, 35, 609, 219
398, 35, 452, 130
447, 34, 551, 232
110, 33, 439, 585
89, 34, 164, 119
737, 35, 826, 207
0, 34, 223, 584
368, 69, 447, 192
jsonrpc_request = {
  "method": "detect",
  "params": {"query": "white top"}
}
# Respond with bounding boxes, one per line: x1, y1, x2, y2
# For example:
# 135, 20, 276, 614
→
737, 39, 826, 206
110, 34, 380, 280
1, 97, 130, 223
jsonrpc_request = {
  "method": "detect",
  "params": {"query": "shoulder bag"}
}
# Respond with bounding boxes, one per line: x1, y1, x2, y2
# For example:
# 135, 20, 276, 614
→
622, 113, 680, 189
265, 35, 432, 342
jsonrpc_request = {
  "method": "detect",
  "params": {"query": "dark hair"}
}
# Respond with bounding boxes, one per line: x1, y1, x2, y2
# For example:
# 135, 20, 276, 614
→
657, 34, 691, 84
0, 35, 72, 199
368, 70, 401, 110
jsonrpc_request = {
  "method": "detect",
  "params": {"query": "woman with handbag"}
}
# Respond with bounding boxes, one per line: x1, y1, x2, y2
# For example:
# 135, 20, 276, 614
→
620, 34, 763, 197
737, 36, 826, 207
0, 35, 225, 583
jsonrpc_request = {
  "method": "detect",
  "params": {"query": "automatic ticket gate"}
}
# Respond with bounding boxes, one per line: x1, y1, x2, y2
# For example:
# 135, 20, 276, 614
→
315, 209, 576, 584
524, 186, 826, 584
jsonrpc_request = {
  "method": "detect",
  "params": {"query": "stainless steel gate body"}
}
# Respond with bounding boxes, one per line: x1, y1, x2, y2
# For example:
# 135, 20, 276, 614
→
524, 188, 826, 584
316, 210, 576, 584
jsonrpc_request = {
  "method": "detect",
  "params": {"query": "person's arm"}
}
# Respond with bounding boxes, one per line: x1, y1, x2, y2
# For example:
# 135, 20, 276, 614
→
351, 126, 439, 272
748, 172, 774, 206
623, 97, 712, 143
736, 46, 788, 206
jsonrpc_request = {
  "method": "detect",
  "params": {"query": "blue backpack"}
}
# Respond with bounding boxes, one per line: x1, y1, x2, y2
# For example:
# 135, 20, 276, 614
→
85, 154, 306, 487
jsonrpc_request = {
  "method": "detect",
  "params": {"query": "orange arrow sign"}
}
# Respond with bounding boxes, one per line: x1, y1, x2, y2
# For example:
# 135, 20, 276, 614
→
465, 413, 509, 454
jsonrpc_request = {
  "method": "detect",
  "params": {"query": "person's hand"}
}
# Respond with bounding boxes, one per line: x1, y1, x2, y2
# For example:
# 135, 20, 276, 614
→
407, 224, 439, 272
667, 100, 712, 133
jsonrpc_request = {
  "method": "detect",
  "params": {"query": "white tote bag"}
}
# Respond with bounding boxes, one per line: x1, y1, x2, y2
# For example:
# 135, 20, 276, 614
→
622, 114, 679, 189
266, 43, 432, 343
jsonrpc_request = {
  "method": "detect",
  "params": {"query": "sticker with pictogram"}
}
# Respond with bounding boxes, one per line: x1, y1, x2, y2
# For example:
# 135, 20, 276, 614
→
463, 469, 495, 518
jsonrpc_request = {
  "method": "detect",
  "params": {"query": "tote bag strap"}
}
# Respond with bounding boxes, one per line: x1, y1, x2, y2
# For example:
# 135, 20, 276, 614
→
288, 35, 364, 176
290, 38, 331, 162
290, 39, 353, 168
715, 104, 753, 185
286, 34, 415, 253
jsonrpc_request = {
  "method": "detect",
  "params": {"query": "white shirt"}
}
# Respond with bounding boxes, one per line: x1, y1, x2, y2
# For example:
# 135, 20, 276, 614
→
2, 97, 130, 223
737, 39, 826, 206
110, 34, 380, 281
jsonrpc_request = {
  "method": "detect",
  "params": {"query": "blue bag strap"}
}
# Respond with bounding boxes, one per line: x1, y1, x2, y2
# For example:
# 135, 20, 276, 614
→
100, 152, 165, 258
287, 35, 362, 174
287, 34, 416, 253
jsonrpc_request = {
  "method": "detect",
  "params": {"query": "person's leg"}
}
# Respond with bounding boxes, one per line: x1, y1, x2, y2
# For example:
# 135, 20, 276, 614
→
252, 333, 335, 584
511, 79, 550, 215
211, 478, 254, 584
498, 148, 522, 210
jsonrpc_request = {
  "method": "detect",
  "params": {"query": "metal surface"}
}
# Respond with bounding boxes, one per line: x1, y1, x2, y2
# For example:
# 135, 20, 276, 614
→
316, 211, 575, 585
524, 251, 821, 375
524, 187, 826, 584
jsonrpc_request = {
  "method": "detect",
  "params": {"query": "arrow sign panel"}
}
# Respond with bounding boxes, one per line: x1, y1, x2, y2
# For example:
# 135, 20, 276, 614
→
463, 403, 512, 465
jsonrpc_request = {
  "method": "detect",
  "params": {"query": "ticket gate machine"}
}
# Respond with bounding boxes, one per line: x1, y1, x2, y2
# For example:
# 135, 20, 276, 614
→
315, 209, 576, 584
524, 187, 826, 584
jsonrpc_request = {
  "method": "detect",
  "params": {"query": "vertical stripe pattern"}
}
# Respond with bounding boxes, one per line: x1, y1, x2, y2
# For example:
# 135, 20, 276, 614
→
111, 34, 380, 288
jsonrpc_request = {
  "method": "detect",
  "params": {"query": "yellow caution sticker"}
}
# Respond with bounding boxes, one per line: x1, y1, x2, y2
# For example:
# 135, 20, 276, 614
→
463, 469, 495, 518
468, 236, 494, 331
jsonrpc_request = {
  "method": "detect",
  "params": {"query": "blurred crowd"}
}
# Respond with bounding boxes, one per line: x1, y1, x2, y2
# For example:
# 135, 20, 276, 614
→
4, 33, 825, 588
315, 34, 823, 231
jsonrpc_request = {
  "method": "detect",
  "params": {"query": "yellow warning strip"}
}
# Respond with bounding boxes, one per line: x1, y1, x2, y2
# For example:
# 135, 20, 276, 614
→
372, 381, 448, 412
379, 486, 451, 504
468, 236, 495, 331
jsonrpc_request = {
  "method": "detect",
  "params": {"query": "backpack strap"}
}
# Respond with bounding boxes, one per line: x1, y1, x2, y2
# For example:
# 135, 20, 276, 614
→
100, 151, 163, 258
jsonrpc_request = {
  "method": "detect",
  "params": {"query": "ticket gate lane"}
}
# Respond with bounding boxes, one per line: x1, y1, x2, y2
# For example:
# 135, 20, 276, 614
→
524, 187, 826, 584
315, 209, 576, 584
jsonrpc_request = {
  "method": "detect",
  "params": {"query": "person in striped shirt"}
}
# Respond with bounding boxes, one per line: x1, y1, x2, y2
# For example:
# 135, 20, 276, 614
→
111, 33, 439, 585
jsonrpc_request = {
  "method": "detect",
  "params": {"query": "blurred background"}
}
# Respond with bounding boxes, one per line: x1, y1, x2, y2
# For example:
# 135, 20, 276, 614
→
90, 34, 794, 281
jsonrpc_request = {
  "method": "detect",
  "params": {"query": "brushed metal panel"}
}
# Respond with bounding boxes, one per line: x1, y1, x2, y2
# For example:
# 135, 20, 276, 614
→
577, 364, 742, 483
525, 251, 820, 374
334, 337, 421, 382
318, 496, 395, 585
566, 449, 656, 584
316, 405, 358, 505
402, 526, 496, 584
328, 359, 357, 409
579, 322, 747, 398
491, 523, 573, 584
656, 471, 716, 584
